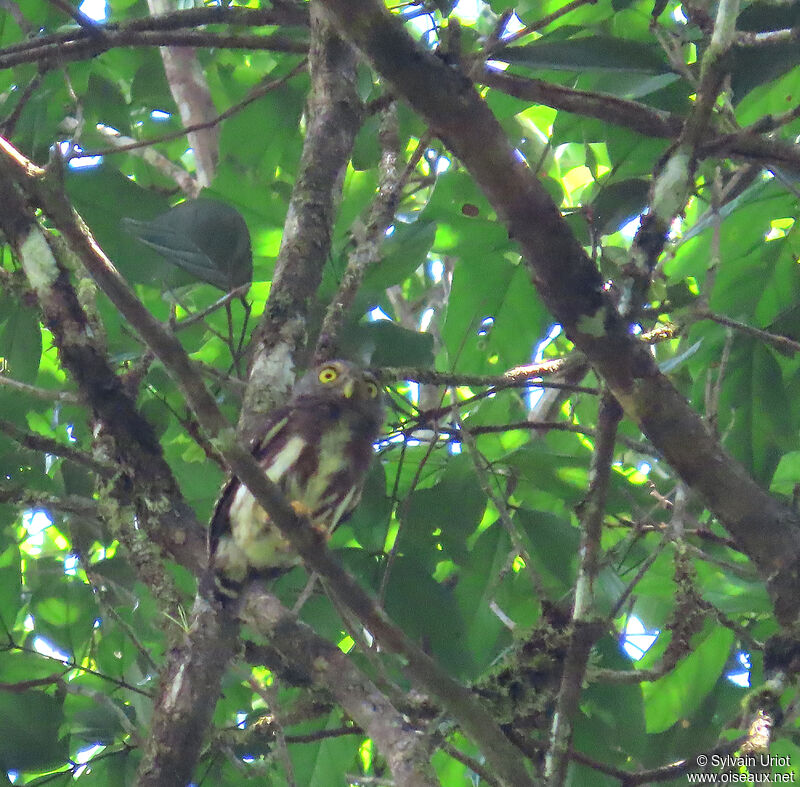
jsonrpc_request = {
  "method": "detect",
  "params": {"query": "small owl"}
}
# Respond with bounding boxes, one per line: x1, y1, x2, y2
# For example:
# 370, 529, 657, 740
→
211, 360, 385, 590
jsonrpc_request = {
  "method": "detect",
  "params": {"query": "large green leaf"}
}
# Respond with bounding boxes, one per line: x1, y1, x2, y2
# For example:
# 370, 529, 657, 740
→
0, 304, 41, 384
642, 625, 735, 734
497, 36, 671, 74
0, 690, 67, 770
124, 199, 253, 291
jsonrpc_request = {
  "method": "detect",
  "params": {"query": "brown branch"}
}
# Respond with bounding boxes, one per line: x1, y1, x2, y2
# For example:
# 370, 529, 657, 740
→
489, 0, 598, 48
0, 373, 79, 402
314, 109, 430, 362
45, 0, 101, 30
244, 590, 438, 787
0, 29, 307, 70
0, 123, 538, 787
239, 3, 362, 441
0, 417, 112, 477
699, 309, 800, 354
137, 594, 240, 787
736, 27, 800, 46
320, 0, 800, 625
0, 149, 207, 580
478, 67, 682, 138
699, 131, 800, 175
480, 69, 800, 176
456, 411, 547, 599
61, 116, 200, 196
0, 6, 308, 66
619, 735, 748, 785
149, 0, 219, 187
546, 393, 621, 785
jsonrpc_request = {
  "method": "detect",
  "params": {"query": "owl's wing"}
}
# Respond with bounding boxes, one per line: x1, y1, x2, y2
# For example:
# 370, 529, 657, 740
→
208, 408, 292, 556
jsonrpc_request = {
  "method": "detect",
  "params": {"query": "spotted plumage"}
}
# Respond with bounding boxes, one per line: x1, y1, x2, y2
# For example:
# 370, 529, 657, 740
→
210, 360, 385, 590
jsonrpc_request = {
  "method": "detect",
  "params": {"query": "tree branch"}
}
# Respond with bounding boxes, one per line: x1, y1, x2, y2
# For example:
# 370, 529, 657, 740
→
0, 417, 112, 477
243, 589, 439, 787
545, 392, 621, 785
0, 149, 206, 578
239, 1, 362, 441
314, 108, 429, 362
477, 67, 682, 138
147, 0, 219, 187
0, 6, 308, 69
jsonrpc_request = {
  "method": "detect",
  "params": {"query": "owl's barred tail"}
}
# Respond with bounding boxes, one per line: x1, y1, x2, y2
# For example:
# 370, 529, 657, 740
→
213, 573, 244, 601
207, 565, 297, 605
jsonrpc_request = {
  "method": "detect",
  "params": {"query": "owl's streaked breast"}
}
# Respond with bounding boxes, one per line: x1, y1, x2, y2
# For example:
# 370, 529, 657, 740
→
219, 417, 367, 580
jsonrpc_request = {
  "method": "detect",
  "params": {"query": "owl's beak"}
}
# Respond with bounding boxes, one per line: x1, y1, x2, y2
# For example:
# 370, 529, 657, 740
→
342, 378, 355, 398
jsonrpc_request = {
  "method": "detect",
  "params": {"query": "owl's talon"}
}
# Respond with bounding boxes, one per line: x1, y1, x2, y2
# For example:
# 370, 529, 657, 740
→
290, 500, 314, 519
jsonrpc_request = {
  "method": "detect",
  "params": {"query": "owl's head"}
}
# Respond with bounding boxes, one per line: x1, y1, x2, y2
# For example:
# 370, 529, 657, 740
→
292, 360, 383, 410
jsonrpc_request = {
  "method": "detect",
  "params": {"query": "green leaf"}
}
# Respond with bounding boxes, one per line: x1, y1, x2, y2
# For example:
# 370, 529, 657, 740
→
642, 624, 734, 733
0, 690, 67, 770
124, 199, 253, 291
400, 454, 486, 566
383, 556, 473, 678
66, 164, 177, 286
0, 544, 22, 632
84, 73, 130, 136
338, 320, 435, 367
0, 304, 42, 384
589, 178, 650, 236
352, 114, 382, 171
360, 220, 437, 297
717, 340, 795, 484
516, 509, 579, 595
497, 37, 671, 74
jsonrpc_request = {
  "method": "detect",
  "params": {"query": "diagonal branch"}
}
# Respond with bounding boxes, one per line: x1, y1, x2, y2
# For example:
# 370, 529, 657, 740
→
244, 589, 438, 787
318, 0, 800, 624
314, 105, 428, 362
0, 6, 308, 68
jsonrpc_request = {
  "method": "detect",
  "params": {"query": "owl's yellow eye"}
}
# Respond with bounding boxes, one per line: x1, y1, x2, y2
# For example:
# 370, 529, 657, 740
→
318, 365, 339, 384
365, 381, 379, 398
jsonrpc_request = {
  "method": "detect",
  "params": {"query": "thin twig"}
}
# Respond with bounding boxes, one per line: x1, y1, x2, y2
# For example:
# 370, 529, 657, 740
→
0, 418, 112, 476
73, 61, 307, 159
701, 310, 800, 355
486, 0, 598, 51
455, 411, 547, 600
545, 392, 621, 786
0, 374, 79, 403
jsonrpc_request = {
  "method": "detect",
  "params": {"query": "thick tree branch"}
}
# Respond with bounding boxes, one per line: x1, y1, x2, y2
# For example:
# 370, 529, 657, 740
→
0, 29, 307, 70
239, 1, 362, 441
137, 595, 240, 787
478, 67, 682, 138
480, 70, 800, 176
0, 152, 206, 578
318, 0, 800, 624
244, 589, 438, 787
